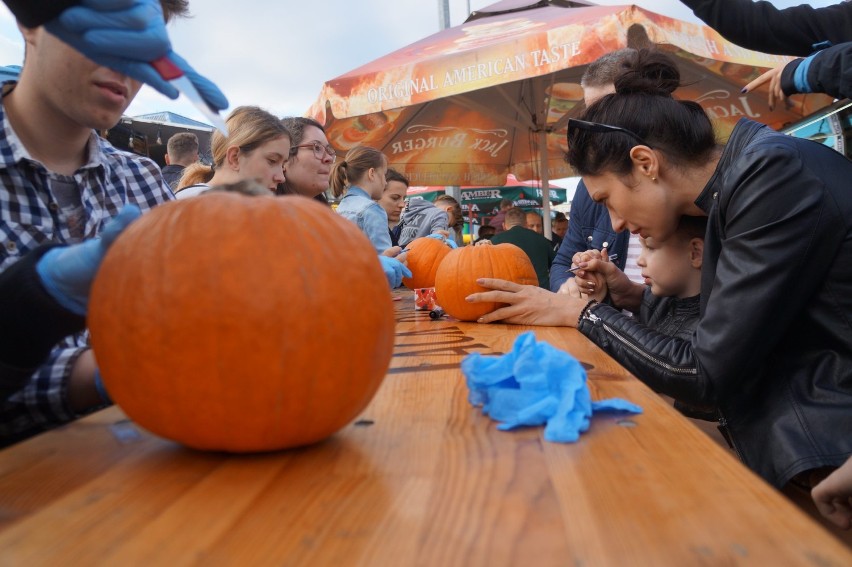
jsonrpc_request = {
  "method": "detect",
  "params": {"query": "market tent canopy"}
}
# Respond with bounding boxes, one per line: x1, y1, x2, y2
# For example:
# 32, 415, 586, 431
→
309, 0, 832, 235
309, 1, 833, 183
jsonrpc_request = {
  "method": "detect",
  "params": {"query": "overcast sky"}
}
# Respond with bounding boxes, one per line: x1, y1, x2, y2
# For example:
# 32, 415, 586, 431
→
0, 0, 838, 125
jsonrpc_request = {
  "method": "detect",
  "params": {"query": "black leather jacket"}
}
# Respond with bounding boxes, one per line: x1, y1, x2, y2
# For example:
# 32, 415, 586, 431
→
579, 119, 852, 488
680, 0, 852, 57
680, 0, 852, 100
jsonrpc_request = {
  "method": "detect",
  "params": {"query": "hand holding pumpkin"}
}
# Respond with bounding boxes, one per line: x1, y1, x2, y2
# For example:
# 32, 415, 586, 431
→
381, 245, 404, 258
36, 204, 141, 315
466, 279, 584, 326
425, 232, 457, 249
379, 255, 412, 288
433, 242, 537, 321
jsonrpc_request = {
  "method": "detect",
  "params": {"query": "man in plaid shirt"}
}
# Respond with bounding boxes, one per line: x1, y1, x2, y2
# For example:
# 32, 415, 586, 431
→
0, 1, 194, 444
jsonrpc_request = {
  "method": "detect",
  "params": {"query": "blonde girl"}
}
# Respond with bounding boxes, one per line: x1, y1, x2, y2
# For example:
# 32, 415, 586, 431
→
330, 145, 397, 254
175, 106, 290, 198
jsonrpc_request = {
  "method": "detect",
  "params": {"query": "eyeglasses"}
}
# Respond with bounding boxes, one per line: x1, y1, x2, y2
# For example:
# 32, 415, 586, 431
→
567, 118, 653, 148
291, 141, 337, 159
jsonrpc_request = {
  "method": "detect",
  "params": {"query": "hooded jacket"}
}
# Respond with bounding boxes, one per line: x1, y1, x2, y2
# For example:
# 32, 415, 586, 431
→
578, 119, 852, 488
398, 199, 449, 247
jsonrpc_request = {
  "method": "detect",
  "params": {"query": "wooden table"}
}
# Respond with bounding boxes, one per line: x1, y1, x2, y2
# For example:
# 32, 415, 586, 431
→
1, 293, 849, 566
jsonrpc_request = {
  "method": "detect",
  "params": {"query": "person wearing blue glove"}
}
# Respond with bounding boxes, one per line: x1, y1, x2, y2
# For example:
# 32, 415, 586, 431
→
3, 0, 228, 112
0, 1, 189, 444
0, 206, 139, 403
425, 232, 458, 249
378, 255, 412, 289
36, 205, 141, 315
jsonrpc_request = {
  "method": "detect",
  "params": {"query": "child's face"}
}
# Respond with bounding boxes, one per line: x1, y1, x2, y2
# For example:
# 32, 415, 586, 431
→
364, 163, 388, 200
437, 203, 456, 226
636, 235, 698, 298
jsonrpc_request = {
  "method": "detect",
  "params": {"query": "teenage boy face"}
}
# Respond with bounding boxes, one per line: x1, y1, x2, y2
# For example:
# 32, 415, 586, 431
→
20, 27, 143, 130
636, 235, 696, 298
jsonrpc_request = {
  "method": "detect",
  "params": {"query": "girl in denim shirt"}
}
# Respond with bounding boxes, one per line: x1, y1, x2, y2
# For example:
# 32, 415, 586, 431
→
332, 146, 399, 255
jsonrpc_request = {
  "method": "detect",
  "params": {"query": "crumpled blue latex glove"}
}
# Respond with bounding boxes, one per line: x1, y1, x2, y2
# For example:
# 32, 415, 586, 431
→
426, 233, 458, 249
461, 331, 642, 442
378, 255, 412, 288
44, 0, 228, 111
36, 205, 141, 316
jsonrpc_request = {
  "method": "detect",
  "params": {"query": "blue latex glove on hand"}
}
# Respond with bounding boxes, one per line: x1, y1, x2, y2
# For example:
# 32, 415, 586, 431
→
378, 255, 412, 288
36, 205, 141, 316
44, 0, 228, 111
426, 233, 458, 249
160, 51, 229, 111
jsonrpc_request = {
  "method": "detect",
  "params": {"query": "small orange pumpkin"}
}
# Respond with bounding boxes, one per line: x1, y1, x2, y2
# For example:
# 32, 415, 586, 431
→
434, 243, 538, 321
89, 193, 395, 452
401, 236, 452, 289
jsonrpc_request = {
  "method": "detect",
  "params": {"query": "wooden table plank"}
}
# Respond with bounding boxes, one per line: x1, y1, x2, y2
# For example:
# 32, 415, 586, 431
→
0, 293, 848, 565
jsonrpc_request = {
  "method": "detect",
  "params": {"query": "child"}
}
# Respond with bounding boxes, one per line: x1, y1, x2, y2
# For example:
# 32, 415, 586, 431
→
331, 146, 399, 256
434, 194, 465, 247
569, 216, 712, 419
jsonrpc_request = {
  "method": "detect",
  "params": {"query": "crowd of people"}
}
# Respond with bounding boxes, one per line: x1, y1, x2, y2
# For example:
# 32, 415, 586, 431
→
0, 0, 850, 541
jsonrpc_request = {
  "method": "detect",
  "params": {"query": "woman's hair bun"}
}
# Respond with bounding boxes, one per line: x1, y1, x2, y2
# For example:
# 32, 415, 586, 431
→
613, 48, 680, 96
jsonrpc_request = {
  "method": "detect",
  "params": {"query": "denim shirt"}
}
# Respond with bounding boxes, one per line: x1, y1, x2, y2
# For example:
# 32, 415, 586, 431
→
335, 186, 392, 253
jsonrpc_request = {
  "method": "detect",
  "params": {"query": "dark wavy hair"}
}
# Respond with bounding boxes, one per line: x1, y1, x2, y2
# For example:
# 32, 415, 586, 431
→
567, 49, 717, 177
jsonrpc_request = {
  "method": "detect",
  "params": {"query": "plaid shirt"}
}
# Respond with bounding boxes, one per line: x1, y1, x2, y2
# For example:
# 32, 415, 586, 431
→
0, 82, 174, 444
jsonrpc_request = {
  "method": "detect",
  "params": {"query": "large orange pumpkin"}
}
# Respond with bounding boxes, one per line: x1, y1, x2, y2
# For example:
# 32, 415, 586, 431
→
401, 236, 452, 289
88, 193, 395, 452
434, 243, 538, 321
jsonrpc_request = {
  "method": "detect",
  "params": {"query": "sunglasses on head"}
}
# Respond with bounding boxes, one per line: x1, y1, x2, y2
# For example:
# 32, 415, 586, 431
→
567, 118, 653, 148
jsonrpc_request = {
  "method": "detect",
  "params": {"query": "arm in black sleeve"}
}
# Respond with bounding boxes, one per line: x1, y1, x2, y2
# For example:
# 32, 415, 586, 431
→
4, 0, 80, 28
578, 302, 713, 405
680, 0, 852, 56
0, 245, 86, 399
781, 41, 852, 101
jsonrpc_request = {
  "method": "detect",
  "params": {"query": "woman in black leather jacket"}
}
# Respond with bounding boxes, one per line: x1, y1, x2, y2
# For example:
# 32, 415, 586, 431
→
468, 50, 852, 491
